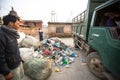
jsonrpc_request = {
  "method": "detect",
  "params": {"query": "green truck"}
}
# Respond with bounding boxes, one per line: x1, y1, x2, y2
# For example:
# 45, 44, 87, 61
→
72, 0, 120, 79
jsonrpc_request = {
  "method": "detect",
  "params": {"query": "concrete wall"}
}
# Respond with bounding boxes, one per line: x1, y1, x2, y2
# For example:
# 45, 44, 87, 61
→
48, 22, 72, 37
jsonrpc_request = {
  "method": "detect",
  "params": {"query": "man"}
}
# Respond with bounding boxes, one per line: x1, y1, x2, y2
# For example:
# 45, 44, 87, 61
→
0, 14, 24, 80
105, 12, 117, 27
38, 28, 43, 41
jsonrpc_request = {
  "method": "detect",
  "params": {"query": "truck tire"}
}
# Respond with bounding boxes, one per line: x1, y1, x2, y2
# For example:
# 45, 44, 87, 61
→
87, 52, 107, 80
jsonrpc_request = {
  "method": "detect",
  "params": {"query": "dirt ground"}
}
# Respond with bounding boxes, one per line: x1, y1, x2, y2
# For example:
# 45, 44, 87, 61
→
59, 38, 74, 47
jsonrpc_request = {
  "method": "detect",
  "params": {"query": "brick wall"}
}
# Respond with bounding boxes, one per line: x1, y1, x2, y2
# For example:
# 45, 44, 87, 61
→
18, 27, 39, 37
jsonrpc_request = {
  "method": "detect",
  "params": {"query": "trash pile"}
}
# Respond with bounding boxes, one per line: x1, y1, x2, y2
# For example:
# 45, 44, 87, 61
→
18, 32, 77, 80
40, 38, 77, 68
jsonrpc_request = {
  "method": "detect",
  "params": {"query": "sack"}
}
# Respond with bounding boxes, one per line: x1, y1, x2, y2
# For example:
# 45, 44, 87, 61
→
17, 32, 26, 44
21, 35, 41, 49
23, 58, 52, 80
19, 47, 34, 61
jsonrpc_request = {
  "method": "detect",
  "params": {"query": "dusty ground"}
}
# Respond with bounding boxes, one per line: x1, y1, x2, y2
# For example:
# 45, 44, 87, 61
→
59, 38, 74, 47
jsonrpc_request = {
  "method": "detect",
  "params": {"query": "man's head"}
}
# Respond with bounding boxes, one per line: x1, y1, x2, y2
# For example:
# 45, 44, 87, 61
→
3, 14, 20, 30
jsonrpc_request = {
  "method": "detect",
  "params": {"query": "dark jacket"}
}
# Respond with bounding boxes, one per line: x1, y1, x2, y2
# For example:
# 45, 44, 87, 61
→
0, 25, 22, 76
106, 18, 117, 27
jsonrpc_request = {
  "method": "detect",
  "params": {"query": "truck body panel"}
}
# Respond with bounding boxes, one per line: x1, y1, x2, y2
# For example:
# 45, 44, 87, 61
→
88, 27, 120, 75
72, 0, 108, 41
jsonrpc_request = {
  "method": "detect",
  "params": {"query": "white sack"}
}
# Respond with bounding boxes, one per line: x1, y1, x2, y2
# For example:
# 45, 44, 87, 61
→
17, 32, 26, 44
19, 47, 34, 61
21, 35, 41, 49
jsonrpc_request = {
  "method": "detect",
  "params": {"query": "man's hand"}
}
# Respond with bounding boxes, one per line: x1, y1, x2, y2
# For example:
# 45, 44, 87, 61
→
5, 72, 13, 80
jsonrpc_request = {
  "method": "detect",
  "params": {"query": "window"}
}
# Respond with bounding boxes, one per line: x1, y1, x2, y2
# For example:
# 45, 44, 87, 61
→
93, 1, 120, 27
56, 27, 64, 33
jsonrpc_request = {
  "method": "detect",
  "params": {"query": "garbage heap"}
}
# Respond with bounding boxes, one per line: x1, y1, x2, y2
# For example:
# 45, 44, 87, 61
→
18, 32, 77, 80
40, 38, 77, 68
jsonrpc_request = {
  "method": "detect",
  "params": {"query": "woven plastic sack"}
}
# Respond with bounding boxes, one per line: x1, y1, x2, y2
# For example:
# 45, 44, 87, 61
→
19, 47, 34, 61
21, 35, 41, 49
23, 58, 52, 80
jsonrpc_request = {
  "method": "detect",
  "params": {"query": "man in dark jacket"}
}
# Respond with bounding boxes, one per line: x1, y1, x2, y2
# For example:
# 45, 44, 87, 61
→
105, 12, 117, 27
0, 14, 24, 80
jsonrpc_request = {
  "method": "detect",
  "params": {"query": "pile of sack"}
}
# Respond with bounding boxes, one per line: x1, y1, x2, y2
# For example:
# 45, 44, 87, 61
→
18, 32, 52, 80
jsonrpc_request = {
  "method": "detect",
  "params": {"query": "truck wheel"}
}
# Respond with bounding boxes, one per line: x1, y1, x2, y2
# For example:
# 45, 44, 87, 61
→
87, 52, 107, 80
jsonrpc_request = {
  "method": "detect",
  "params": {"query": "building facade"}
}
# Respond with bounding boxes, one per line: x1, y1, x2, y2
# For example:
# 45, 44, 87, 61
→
48, 22, 72, 37
19, 20, 43, 37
